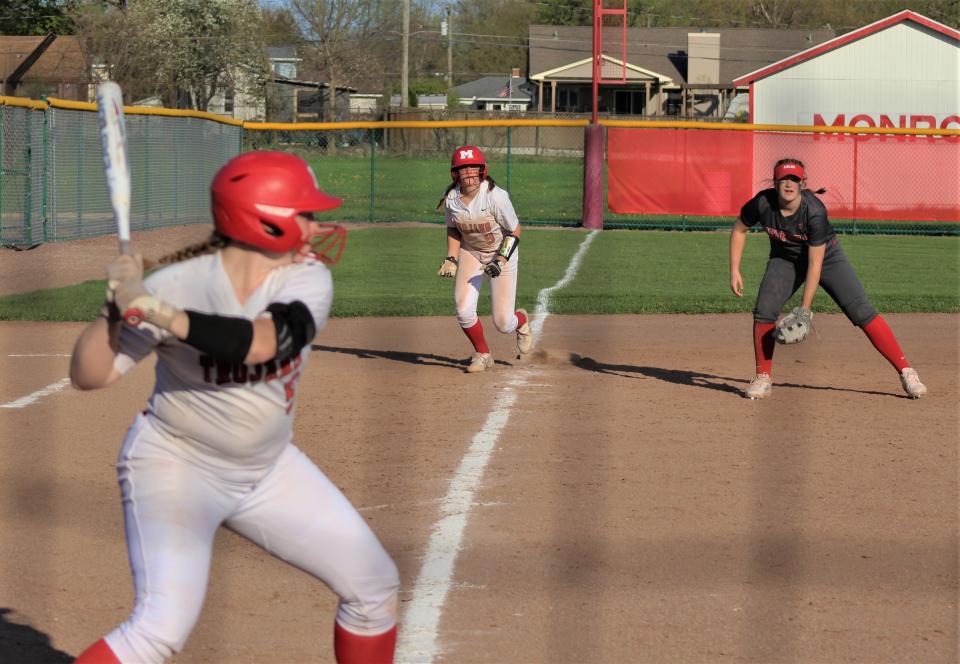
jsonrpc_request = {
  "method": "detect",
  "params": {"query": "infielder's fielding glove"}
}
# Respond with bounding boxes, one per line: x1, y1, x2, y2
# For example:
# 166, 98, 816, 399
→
437, 256, 458, 278
482, 260, 503, 278
775, 306, 813, 344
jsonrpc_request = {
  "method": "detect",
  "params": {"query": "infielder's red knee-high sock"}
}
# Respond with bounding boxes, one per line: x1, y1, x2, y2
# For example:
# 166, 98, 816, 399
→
75, 639, 121, 664
862, 316, 909, 371
754, 321, 776, 376
462, 320, 489, 353
515, 310, 528, 329
334, 623, 397, 664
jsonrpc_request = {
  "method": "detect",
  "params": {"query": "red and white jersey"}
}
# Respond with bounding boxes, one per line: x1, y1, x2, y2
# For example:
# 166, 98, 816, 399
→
113, 251, 332, 472
445, 181, 519, 261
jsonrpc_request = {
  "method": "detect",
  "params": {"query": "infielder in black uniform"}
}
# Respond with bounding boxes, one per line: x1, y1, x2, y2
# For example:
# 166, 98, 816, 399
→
729, 158, 927, 400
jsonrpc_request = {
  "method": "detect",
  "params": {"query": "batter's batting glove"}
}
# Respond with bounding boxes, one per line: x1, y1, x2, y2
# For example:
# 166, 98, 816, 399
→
111, 275, 178, 330
775, 306, 813, 345
482, 260, 503, 278
105, 253, 143, 304
437, 256, 458, 278
122, 294, 179, 330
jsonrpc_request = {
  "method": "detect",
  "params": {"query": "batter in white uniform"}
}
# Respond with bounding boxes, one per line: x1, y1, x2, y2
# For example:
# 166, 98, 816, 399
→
436, 145, 534, 372
70, 151, 399, 664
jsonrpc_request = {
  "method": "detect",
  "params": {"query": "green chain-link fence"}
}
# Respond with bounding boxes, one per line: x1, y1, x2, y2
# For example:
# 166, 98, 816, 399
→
1, 101, 46, 246
244, 121, 588, 227
1, 97, 242, 248
2, 96, 957, 246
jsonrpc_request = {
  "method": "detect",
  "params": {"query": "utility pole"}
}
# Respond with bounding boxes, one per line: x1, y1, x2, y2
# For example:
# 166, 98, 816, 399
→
446, 5, 453, 87
401, 0, 410, 109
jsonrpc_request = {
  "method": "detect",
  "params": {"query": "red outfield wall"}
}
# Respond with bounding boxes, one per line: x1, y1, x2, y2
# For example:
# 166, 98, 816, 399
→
607, 128, 960, 222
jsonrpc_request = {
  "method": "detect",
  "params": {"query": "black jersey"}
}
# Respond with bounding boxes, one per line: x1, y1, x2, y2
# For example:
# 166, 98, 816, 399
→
740, 189, 838, 261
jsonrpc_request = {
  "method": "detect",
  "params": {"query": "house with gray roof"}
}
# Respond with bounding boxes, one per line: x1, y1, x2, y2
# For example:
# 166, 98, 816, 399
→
528, 24, 835, 117
453, 69, 533, 111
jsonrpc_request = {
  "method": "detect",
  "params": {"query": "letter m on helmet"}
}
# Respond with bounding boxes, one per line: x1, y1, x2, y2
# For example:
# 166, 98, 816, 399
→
459, 149, 474, 160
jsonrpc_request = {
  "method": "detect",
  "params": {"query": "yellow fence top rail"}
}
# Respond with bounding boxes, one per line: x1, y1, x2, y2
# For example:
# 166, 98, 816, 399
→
3, 96, 955, 137
0, 95, 48, 110
600, 119, 960, 136
245, 118, 590, 131
44, 97, 244, 126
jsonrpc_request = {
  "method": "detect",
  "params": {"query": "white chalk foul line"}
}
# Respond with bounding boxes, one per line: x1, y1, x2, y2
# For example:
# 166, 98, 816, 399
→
396, 229, 598, 663
7, 353, 72, 357
1, 377, 72, 409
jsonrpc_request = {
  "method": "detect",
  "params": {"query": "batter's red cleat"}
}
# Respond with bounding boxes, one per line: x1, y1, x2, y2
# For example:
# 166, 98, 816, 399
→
467, 351, 494, 373
899, 367, 927, 399
744, 372, 772, 399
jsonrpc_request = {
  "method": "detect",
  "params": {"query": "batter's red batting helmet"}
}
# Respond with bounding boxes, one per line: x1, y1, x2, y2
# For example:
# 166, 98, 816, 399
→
450, 145, 487, 182
211, 151, 342, 253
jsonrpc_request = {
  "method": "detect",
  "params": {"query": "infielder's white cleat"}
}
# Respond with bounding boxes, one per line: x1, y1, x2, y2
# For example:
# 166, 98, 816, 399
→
467, 352, 494, 373
516, 309, 534, 355
744, 373, 772, 400
899, 367, 927, 399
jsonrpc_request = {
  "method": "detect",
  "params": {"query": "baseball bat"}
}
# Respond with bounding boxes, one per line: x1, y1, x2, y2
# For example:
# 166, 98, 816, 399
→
95, 81, 132, 256
96, 81, 144, 325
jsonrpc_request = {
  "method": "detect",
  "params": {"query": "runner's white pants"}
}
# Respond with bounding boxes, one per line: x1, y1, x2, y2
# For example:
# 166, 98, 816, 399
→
454, 249, 521, 333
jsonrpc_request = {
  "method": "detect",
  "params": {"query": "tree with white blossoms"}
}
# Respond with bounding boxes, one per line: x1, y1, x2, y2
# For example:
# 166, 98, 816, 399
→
135, 0, 265, 110
73, 0, 265, 111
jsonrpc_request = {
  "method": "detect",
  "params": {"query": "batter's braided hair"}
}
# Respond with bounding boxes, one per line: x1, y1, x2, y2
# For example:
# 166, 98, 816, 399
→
143, 233, 230, 271
772, 158, 828, 194
436, 176, 497, 210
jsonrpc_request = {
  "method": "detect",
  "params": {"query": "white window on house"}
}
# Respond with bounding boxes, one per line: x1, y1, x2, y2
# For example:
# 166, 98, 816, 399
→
224, 86, 235, 114
272, 62, 296, 79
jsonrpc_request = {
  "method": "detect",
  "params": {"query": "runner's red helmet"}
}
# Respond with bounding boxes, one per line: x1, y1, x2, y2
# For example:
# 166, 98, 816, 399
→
211, 151, 342, 253
450, 145, 487, 182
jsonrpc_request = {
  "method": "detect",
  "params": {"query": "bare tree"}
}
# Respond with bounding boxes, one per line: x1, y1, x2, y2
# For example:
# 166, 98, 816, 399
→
752, 0, 803, 28
286, 0, 387, 119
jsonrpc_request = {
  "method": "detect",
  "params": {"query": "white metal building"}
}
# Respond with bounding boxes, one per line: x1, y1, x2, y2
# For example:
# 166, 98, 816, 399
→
733, 11, 959, 129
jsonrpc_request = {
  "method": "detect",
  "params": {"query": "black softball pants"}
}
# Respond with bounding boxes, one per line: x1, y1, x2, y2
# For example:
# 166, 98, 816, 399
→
752, 247, 878, 327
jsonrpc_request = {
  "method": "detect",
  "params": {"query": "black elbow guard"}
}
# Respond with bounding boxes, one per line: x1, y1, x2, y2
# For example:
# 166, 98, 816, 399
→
267, 301, 316, 364
184, 311, 254, 363
497, 234, 519, 260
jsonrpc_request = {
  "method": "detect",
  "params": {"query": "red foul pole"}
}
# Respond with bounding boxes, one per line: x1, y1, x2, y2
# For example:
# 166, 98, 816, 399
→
582, 0, 605, 229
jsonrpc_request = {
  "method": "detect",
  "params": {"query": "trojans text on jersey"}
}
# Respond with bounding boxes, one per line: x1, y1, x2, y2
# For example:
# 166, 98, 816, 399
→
198, 353, 302, 386
458, 221, 493, 234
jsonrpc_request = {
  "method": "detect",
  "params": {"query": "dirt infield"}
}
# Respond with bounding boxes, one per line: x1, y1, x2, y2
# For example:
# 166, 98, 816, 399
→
0, 229, 956, 663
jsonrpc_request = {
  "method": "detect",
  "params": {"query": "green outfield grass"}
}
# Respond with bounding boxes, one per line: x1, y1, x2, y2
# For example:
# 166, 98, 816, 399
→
1, 228, 957, 321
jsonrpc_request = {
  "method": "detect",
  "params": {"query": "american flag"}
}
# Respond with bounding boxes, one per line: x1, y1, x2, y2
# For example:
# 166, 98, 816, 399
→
497, 80, 512, 98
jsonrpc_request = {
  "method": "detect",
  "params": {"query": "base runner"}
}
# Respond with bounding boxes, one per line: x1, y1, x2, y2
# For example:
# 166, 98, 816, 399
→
436, 145, 534, 372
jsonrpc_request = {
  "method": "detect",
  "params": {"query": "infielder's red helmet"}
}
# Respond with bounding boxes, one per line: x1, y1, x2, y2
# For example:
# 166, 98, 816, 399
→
211, 151, 342, 253
450, 145, 487, 182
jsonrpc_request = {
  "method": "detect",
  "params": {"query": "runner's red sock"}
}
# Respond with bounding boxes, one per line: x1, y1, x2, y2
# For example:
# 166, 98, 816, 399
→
754, 321, 776, 376
75, 639, 121, 664
462, 320, 489, 353
334, 623, 397, 664
515, 310, 528, 329
862, 316, 909, 371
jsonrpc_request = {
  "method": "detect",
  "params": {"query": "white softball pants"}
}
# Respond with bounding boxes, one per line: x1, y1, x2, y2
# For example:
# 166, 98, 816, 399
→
455, 249, 521, 332
104, 414, 399, 663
